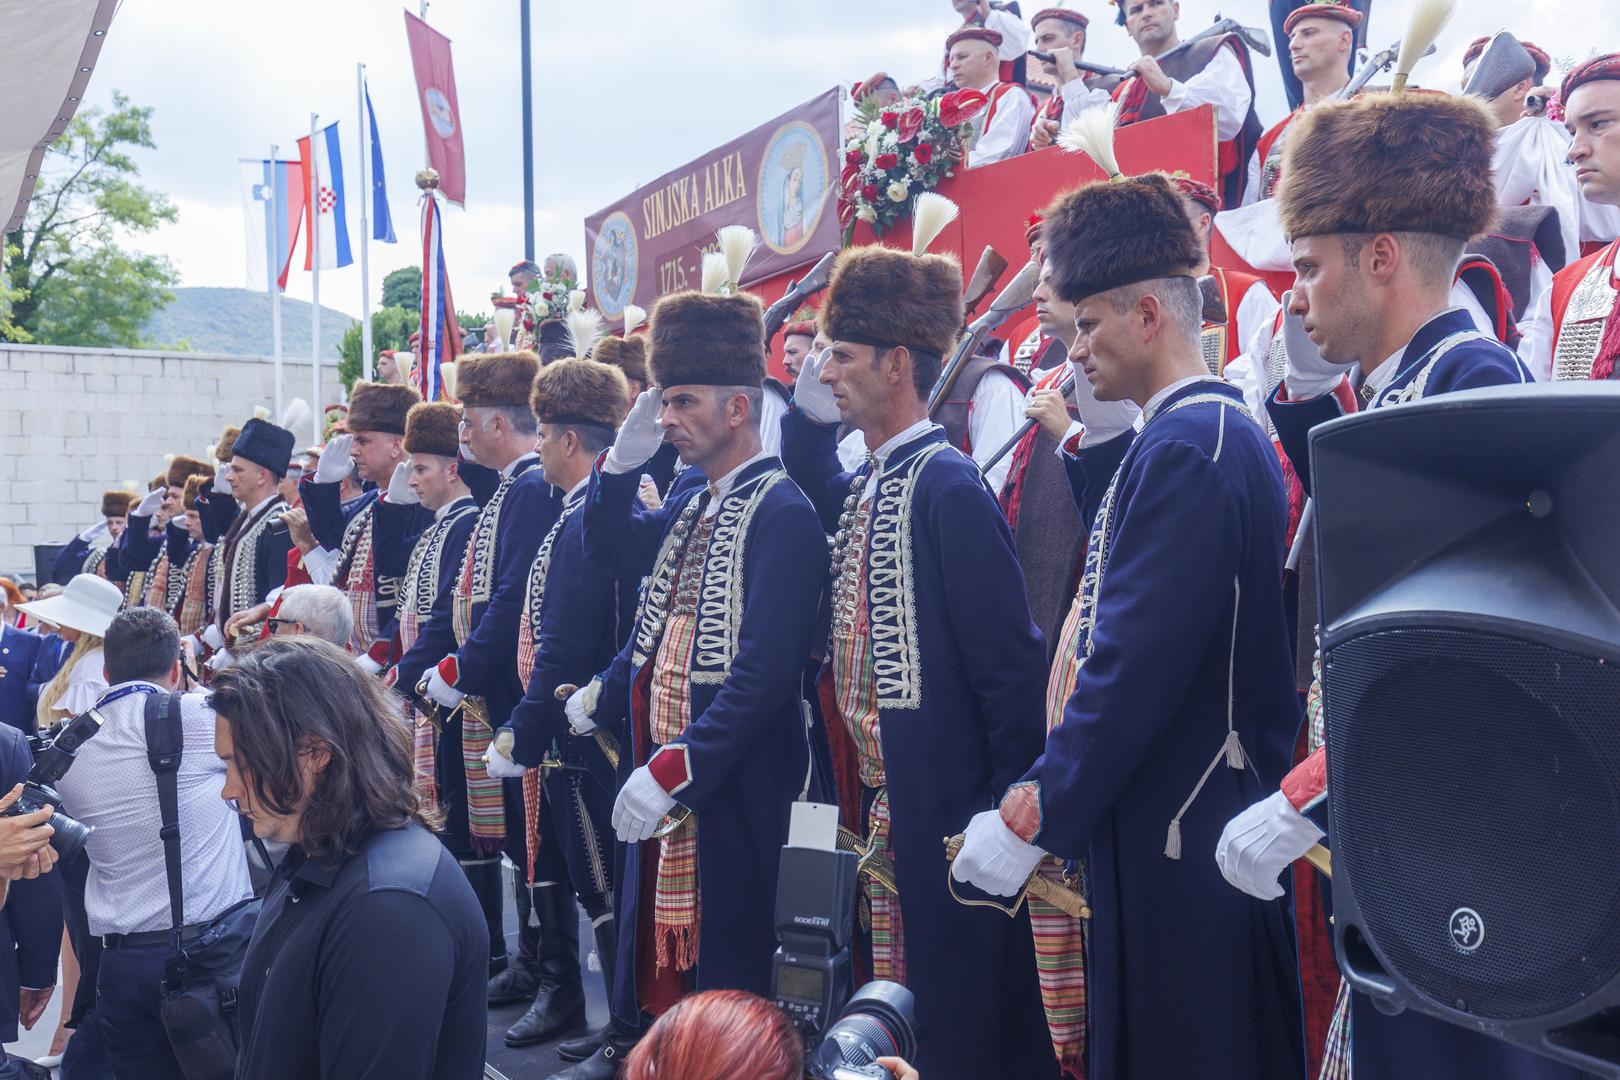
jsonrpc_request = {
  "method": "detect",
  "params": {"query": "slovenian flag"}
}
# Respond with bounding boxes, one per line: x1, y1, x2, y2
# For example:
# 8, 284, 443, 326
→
297, 121, 353, 270
239, 158, 307, 291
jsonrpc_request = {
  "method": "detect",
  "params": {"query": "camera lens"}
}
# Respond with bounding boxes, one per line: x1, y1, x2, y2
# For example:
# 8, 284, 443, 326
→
46, 809, 93, 862
808, 980, 917, 1075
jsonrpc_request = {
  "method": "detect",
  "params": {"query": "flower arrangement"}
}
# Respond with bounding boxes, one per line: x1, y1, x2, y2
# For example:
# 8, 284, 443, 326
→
491, 266, 582, 349
838, 89, 989, 238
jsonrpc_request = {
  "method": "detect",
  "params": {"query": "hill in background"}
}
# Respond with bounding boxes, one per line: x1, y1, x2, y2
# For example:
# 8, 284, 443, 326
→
142, 286, 356, 357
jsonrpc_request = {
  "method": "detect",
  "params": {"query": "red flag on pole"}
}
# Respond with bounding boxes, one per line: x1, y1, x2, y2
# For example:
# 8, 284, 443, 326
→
403, 10, 467, 206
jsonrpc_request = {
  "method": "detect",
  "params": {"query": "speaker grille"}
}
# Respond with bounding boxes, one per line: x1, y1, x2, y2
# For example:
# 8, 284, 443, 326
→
1325, 627, 1620, 1021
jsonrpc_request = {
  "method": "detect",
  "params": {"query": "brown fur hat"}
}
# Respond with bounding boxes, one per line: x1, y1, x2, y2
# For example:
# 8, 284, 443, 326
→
214, 426, 241, 463
166, 455, 211, 490
1042, 173, 1203, 304
530, 359, 630, 430
404, 402, 462, 458
592, 335, 648, 388
648, 292, 767, 388
346, 381, 421, 435
101, 490, 137, 518
821, 245, 963, 359
1280, 91, 1498, 240
455, 351, 542, 408
182, 474, 210, 510
149, 473, 166, 493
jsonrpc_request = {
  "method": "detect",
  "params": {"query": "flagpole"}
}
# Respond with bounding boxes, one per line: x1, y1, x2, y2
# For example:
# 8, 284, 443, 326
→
357, 63, 373, 384
269, 144, 284, 422
310, 112, 322, 445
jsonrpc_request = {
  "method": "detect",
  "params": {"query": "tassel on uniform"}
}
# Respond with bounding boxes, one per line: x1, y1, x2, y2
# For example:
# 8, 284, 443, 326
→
1164, 818, 1182, 860
1224, 729, 1245, 770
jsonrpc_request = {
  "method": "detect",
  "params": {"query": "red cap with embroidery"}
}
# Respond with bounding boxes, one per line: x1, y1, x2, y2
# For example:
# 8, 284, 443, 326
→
946, 26, 1003, 52
1032, 6, 1088, 30
1561, 53, 1620, 104
1283, 0, 1363, 36
1463, 35, 1551, 84
1172, 174, 1222, 215
782, 321, 816, 339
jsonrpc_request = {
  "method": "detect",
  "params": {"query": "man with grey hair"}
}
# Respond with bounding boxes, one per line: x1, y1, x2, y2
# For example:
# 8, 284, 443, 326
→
270, 585, 355, 648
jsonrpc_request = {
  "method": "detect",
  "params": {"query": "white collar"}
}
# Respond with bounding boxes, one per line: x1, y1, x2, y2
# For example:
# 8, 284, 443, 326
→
1142, 375, 1224, 422
247, 494, 276, 517
867, 418, 938, 470
434, 494, 472, 521
972, 78, 1003, 95
564, 475, 590, 506
1363, 307, 1467, 397
707, 451, 772, 501
500, 451, 539, 479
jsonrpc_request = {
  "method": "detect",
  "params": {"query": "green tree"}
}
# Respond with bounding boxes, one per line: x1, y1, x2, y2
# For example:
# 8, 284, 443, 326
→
3, 91, 179, 348
0, 243, 30, 343
337, 306, 415, 390
380, 265, 421, 311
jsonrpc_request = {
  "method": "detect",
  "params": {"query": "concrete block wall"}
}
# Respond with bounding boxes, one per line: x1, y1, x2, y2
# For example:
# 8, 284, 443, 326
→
0, 344, 344, 578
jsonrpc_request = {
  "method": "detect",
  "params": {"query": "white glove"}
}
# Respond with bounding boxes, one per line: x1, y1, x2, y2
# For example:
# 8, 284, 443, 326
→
385, 461, 419, 505
76, 520, 108, 543
603, 389, 664, 475
314, 434, 353, 484
613, 766, 677, 843
200, 624, 226, 651
1070, 360, 1142, 448
425, 666, 465, 709
1279, 293, 1349, 400
793, 348, 842, 425
949, 808, 1046, 897
353, 652, 384, 676
483, 731, 526, 778
1215, 789, 1325, 900
133, 489, 165, 519
566, 679, 601, 735
205, 647, 234, 672
212, 470, 232, 494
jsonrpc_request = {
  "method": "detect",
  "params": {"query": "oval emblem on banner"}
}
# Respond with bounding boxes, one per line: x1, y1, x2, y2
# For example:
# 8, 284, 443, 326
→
756, 120, 829, 257
591, 211, 639, 319
425, 88, 456, 138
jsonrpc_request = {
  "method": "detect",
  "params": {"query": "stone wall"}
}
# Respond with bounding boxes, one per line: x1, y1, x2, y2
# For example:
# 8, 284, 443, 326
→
0, 344, 343, 578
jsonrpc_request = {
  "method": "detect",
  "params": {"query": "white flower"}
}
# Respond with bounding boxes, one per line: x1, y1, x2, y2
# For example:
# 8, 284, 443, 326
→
865, 133, 881, 161
882, 131, 898, 148
857, 205, 878, 223
866, 120, 883, 138
886, 180, 909, 203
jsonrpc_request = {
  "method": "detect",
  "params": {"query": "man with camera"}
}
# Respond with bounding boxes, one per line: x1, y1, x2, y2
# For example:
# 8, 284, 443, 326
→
52, 607, 256, 1080
0, 735, 64, 1080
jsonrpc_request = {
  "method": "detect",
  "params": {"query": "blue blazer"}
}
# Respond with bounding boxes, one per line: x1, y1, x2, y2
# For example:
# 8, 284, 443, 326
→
0, 625, 43, 736
0, 724, 63, 1042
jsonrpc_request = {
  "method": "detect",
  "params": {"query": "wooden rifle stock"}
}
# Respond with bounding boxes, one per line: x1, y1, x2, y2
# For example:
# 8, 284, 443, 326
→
927, 260, 1041, 418
962, 246, 1010, 320
761, 251, 838, 341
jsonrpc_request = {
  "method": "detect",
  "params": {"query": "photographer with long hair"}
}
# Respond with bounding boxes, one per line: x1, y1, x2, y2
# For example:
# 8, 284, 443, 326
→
210, 637, 487, 1080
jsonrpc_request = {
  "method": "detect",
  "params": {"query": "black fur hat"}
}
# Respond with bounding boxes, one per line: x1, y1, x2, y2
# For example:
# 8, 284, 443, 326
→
1042, 173, 1203, 303
647, 291, 766, 388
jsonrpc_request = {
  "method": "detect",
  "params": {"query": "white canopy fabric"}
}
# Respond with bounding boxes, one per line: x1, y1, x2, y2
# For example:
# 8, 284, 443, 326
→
1, 0, 117, 233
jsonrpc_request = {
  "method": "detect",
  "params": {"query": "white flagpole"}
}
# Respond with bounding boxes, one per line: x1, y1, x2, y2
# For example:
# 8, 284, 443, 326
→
269, 144, 284, 422
357, 63, 374, 384
310, 112, 322, 445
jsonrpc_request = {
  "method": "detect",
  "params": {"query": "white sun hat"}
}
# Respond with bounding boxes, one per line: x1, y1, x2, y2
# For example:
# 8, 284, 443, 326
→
17, 574, 124, 637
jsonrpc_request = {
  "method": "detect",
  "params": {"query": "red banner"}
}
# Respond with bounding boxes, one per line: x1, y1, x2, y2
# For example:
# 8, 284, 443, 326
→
404, 11, 467, 206
583, 88, 842, 324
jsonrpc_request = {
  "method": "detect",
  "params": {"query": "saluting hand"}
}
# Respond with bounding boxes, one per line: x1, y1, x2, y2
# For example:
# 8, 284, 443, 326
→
604, 389, 665, 475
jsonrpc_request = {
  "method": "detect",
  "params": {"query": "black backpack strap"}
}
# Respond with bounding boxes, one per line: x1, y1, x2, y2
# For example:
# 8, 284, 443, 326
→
144, 691, 187, 950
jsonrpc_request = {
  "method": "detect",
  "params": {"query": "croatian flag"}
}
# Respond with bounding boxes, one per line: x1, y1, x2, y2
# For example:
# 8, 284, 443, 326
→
297, 122, 354, 270
238, 158, 306, 291
418, 193, 462, 402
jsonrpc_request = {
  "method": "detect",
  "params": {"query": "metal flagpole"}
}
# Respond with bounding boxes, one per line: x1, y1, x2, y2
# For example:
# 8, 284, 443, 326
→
357, 63, 374, 383
520, 0, 535, 261
310, 112, 322, 445
269, 144, 284, 421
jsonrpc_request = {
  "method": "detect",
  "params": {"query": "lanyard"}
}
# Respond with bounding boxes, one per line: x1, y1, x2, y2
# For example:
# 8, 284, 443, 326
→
94, 684, 163, 711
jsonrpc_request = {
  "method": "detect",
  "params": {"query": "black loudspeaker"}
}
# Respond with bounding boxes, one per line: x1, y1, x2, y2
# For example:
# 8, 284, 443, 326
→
1311, 383, 1620, 1076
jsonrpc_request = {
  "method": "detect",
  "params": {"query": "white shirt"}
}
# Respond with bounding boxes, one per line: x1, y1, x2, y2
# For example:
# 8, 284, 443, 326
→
1142, 374, 1226, 422
501, 451, 540, 478
1520, 253, 1619, 382
703, 451, 772, 519
53, 682, 253, 936
1493, 116, 1582, 270
1216, 280, 1283, 415
1061, 45, 1252, 142
966, 80, 1034, 168
52, 647, 108, 716
969, 369, 1026, 492
759, 386, 788, 458
861, 418, 938, 500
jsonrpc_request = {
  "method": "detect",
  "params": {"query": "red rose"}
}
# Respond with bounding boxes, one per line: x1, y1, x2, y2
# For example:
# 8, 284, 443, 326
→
914, 142, 935, 165
897, 107, 926, 143
880, 110, 899, 129
845, 148, 863, 166
874, 152, 899, 171
861, 183, 880, 202
938, 88, 989, 127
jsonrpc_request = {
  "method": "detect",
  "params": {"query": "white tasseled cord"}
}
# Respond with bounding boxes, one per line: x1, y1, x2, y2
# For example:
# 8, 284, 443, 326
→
1164, 575, 1248, 859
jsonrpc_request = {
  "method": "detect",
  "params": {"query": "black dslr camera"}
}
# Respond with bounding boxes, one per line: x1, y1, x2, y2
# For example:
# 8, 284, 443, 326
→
771, 844, 919, 1079
9, 708, 103, 860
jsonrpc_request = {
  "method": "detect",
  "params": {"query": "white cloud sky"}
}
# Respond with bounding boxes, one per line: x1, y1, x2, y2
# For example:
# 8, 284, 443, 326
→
86, 0, 1618, 322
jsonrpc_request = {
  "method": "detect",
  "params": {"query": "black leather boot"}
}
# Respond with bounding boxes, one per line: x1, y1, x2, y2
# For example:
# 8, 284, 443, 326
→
504, 884, 587, 1046
488, 866, 540, 1005
546, 1024, 636, 1080
556, 917, 618, 1061
460, 857, 510, 978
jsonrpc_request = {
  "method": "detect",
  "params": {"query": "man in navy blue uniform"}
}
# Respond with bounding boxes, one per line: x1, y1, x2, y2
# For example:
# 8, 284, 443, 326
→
0, 727, 62, 1080
780, 234, 1054, 1080
0, 622, 42, 736
485, 356, 629, 1052
1214, 91, 1572, 1080
553, 291, 827, 1080
950, 170, 1307, 1080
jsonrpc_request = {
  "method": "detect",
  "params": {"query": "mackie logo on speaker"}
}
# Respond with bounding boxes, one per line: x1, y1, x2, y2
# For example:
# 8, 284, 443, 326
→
1449, 908, 1485, 953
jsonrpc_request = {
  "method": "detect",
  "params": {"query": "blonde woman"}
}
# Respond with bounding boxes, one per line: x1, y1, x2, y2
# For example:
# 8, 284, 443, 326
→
18, 575, 123, 729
